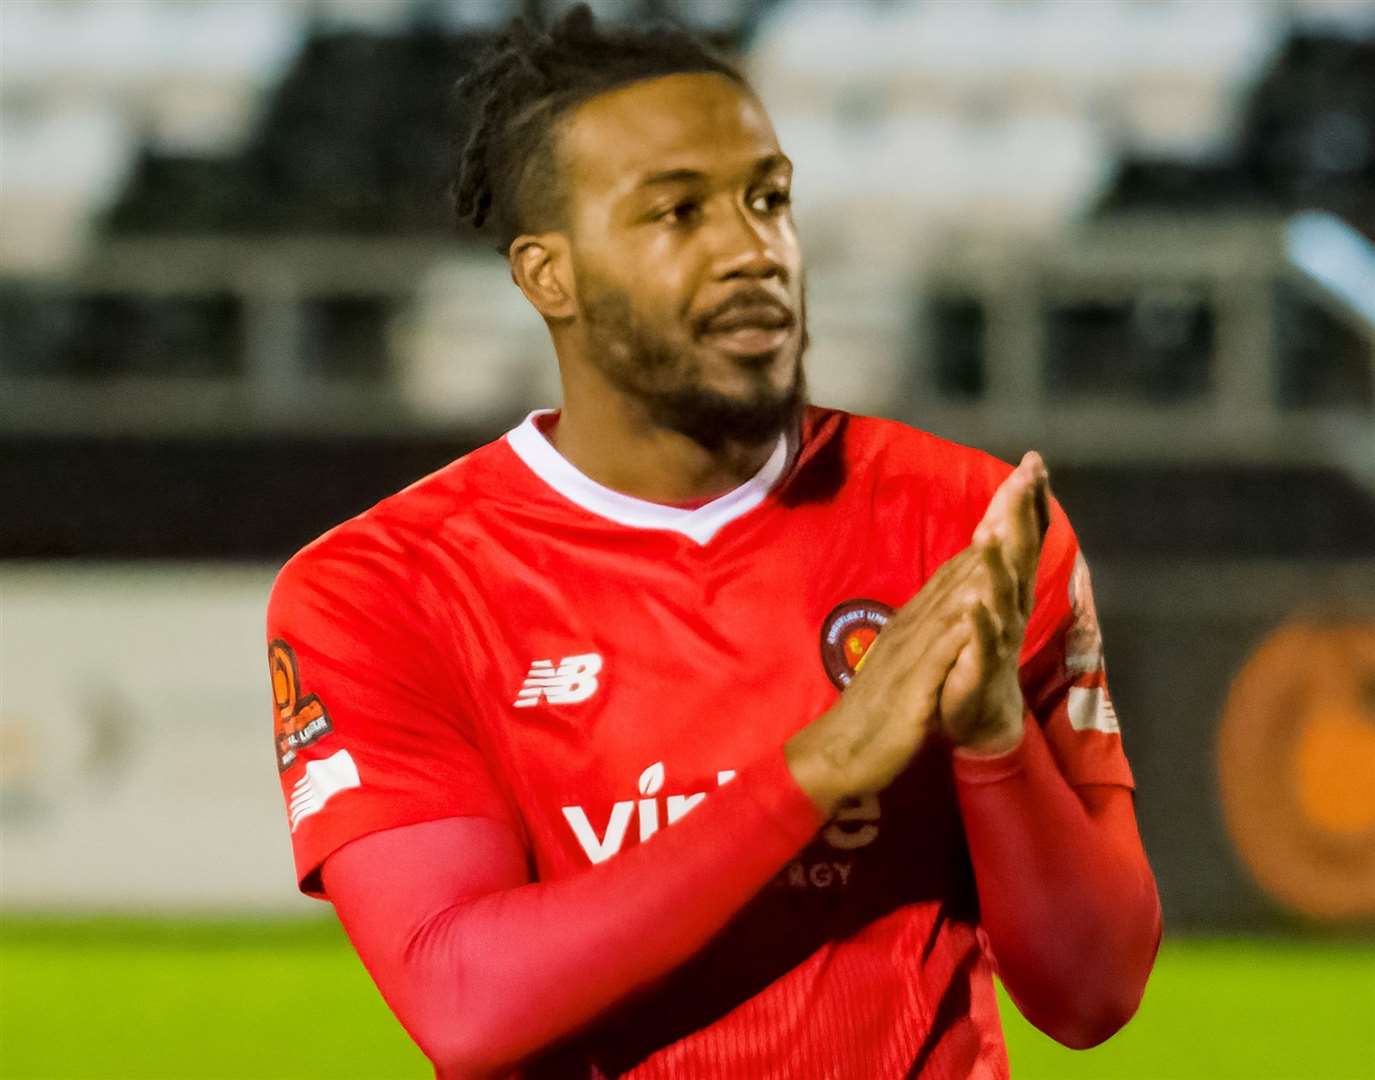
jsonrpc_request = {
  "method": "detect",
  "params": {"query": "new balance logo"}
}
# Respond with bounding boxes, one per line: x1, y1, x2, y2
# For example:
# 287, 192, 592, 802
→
289, 749, 361, 833
514, 653, 603, 708
1067, 686, 1120, 734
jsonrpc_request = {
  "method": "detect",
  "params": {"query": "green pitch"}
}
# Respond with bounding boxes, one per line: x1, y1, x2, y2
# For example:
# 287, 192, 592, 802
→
1, 919, 1372, 1079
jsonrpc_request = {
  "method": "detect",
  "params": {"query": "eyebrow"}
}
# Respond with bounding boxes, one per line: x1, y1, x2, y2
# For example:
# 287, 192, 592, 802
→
634, 153, 793, 190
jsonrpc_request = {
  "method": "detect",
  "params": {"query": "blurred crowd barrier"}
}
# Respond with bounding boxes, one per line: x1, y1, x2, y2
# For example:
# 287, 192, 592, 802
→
1, 564, 307, 913
3, 557, 1372, 926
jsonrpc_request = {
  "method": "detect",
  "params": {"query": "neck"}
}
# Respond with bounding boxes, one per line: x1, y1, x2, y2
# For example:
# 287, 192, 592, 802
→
548, 364, 782, 504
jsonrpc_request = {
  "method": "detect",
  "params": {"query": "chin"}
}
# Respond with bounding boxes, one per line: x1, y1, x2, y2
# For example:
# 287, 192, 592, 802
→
647, 367, 804, 451
701, 337, 800, 388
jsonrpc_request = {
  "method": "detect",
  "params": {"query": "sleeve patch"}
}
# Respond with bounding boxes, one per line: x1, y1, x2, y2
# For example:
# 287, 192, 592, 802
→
269, 638, 334, 772
1065, 552, 1105, 675
1067, 686, 1120, 734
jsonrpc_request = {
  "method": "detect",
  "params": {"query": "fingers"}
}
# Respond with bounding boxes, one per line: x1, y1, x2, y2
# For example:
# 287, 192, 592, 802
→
977, 451, 1051, 618
1018, 459, 1051, 617
912, 539, 1017, 644
938, 593, 1000, 692
887, 546, 982, 636
974, 451, 1035, 539
979, 540, 1018, 635
1031, 462, 1051, 545
929, 599, 979, 676
867, 469, 1048, 689
968, 598, 1001, 661
867, 553, 979, 682
902, 596, 977, 704
882, 538, 1006, 671
1014, 452, 1049, 558
978, 452, 1045, 539
920, 543, 982, 595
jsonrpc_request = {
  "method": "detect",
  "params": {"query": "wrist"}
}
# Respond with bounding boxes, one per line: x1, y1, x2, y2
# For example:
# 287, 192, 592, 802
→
784, 730, 847, 819
952, 699, 1026, 757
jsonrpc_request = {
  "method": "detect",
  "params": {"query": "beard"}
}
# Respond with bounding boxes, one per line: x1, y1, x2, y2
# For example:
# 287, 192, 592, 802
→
576, 272, 809, 453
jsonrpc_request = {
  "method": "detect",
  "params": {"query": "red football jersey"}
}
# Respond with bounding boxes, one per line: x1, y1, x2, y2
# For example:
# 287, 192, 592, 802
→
267, 405, 1132, 1078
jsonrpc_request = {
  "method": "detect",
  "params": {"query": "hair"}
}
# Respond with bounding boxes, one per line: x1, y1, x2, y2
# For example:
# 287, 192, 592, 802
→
449, 3, 747, 253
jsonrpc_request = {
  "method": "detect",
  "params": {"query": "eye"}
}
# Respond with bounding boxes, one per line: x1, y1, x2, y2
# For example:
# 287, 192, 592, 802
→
657, 200, 702, 226
750, 188, 791, 214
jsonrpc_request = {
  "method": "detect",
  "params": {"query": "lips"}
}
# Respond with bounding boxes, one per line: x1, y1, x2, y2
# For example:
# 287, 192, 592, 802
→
702, 303, 794, 334
696, 287, 797, 345
693, 291, 797, 358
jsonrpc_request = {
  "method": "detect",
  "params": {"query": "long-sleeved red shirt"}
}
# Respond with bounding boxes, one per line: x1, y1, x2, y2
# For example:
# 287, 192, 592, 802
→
270, 406, 1161, 1078
323, 716, 1159, 1077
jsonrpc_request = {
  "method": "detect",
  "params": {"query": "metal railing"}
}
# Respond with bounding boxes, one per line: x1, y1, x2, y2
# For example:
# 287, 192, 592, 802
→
906, 212, 1375, 485
1, 215, 1371, 482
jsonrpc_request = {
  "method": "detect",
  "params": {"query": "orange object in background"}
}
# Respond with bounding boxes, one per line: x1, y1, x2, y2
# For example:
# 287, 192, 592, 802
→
1217, 620, 1375, 921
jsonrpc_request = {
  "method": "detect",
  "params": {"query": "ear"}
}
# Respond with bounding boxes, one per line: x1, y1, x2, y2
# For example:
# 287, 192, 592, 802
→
509, 232, 576, 321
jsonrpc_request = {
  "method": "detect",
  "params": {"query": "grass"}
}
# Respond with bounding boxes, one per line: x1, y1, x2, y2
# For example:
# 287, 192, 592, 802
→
1, 919, 1372, 1079
997, 937, 1375, 1079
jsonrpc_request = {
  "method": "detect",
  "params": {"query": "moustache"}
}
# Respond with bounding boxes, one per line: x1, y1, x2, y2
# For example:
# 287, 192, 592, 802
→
693, 290, 797, 336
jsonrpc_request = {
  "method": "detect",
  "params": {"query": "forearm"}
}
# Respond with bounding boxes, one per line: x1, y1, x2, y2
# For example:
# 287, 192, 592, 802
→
953, 715, 1162, 1049
323, 748, 821, 1078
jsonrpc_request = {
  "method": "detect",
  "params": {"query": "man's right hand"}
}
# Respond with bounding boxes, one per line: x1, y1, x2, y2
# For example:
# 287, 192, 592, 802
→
785, 545, 988, 818
786, 453, 1055, 818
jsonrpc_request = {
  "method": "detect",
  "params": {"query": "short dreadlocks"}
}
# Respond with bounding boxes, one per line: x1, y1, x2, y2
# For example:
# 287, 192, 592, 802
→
450, 3, 747, 253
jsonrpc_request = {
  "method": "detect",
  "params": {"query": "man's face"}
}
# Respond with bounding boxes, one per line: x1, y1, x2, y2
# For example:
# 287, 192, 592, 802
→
557, 72, 807, 450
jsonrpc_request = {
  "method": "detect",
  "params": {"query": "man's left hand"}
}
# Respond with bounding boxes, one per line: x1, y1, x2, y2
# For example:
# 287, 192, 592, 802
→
938, 452, 1051, 754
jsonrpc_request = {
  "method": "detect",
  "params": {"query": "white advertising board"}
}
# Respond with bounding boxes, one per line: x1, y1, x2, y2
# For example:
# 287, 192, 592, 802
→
1, 564, 313, 913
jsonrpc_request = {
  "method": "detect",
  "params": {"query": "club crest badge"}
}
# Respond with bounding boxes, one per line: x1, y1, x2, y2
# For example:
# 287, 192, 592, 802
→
820, 599, 895, 690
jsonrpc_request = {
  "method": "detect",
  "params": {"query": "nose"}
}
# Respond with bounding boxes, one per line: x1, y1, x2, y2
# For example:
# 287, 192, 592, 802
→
713, 201, 788, 282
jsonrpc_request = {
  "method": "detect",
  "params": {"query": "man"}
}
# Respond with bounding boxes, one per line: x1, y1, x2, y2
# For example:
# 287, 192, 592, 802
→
266, 7, 1161, 1078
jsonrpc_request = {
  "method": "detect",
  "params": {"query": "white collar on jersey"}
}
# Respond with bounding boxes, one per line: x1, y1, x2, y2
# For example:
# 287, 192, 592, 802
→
505, 408, 791, 546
